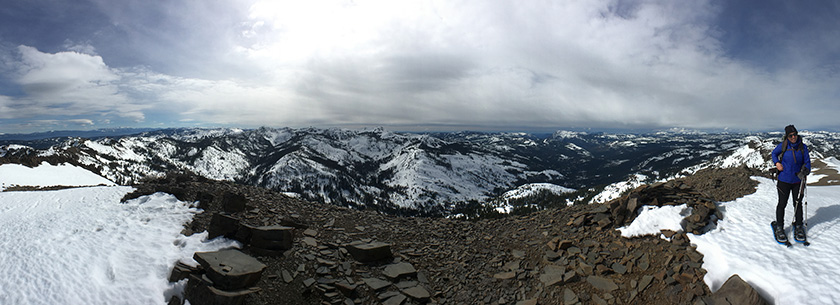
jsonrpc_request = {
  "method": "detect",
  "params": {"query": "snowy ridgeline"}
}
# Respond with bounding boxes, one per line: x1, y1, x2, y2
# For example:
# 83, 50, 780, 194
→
591, 134, 840, 204
0, 163, 238, 304
0, 162, 115, 191
13, 127, 838, 211
619, 177, 840, 305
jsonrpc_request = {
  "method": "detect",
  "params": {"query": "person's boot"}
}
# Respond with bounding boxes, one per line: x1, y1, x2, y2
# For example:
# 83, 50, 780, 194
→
793, 223, 807, 243
772, 221, 788, 244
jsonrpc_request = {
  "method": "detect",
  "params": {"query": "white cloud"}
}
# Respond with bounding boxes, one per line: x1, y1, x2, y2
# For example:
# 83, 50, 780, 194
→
228, 0, 747, 129
2, 0, 839, 132
9, 46, 146, 121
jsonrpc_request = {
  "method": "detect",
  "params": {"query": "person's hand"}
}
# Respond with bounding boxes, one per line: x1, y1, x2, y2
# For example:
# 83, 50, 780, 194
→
776, 162, 783, 171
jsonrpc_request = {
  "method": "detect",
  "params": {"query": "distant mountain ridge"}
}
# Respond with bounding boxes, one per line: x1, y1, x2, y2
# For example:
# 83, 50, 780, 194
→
0, 128, 157, 142
3, 127, 840, 215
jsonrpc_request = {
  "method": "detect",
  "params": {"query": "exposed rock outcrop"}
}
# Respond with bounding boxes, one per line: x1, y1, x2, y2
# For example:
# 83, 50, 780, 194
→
151, 166, 764, 305
711, 274, 769, 305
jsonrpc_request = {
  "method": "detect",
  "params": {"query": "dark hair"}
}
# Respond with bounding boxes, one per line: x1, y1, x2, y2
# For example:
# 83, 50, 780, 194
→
785, 125, 798, 137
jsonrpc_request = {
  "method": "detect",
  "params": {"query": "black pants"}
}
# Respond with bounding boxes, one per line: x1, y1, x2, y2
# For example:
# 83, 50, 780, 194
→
777, 180, 803, 226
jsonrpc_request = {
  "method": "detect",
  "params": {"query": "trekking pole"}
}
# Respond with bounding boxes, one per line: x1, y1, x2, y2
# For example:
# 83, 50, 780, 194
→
797, 166, 811, 246
804, 179, 808, 228
800, 164, 810, 228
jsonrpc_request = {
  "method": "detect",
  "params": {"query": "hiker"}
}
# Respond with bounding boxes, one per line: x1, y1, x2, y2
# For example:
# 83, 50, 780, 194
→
771, 125, 811, 243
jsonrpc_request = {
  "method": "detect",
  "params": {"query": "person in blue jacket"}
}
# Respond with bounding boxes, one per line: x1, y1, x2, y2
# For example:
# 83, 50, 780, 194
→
771, 125, 811, 243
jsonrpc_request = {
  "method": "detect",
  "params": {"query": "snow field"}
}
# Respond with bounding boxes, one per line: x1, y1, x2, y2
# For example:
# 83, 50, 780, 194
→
621, 177, 840, 304
617, 204, 691, 238
0, 187, 238, 305
0, 162, 115, 190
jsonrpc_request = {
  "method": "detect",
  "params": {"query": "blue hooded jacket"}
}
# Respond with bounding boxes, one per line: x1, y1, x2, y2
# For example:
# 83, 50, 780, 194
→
771, 137, 811, 184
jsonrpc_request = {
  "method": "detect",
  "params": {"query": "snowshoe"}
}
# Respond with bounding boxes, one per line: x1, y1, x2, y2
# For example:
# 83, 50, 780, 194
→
771, 221, 790, 246
793, 223, 809, 245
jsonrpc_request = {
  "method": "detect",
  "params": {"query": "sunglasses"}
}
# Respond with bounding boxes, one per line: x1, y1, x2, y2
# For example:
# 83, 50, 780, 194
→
788, 133, 798, 138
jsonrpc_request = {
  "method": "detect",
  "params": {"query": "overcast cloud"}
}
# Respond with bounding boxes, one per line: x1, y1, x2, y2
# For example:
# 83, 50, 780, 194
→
0, 0, 838, 133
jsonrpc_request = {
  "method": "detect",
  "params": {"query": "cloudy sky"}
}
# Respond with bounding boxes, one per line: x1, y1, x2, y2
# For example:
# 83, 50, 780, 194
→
1, 0, 838, 133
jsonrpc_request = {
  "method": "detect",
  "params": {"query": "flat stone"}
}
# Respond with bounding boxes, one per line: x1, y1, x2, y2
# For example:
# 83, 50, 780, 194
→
281, 270, 293, 283
612, 262, 627, 275
382, 293, 407, 305
303, 228, 318, 236
194, 249, 267, 291
639, 275, 654, 292
303, 278, 316, 287
493, 271, 516, 280
564, 270, 578, 282
563, 288, 579, 304
587, 275, 619, 292
378, 291, 401, 301
363, 278, 392, 291
402, 285, 430, 301
578, 262, 593, 276
539, 265, 565, 287
395, 280, 418, 289
345, 241, 393, 263
302, 237, 318, 247
638, 253, 650, 271
503, 260, 520, 271
335, 281, 358, 296
383, 262, 417, 280
593, 294, 608, 305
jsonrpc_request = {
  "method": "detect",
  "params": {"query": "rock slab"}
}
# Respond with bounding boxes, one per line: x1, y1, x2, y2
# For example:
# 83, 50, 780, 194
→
250, 225, 294, 251
711, 274, 769, 305
194, 249, 267, 291
345, 241, 393, 263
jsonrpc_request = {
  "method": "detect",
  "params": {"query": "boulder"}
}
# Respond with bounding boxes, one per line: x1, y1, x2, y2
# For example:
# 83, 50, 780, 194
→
195, 191, 215, 210
222, 192, 247, 213
208, 213, 240, 239
169, 261, 199, 282
711, 274, 769, 305
194, 249, 267, 291
185, 274, 261, 305
249, 225, 294, 251
345, 241, 393, 263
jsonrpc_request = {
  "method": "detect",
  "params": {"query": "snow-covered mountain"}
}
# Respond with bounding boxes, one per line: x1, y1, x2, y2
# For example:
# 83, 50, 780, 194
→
5, 135, 840, 304
4, 127, 840, 215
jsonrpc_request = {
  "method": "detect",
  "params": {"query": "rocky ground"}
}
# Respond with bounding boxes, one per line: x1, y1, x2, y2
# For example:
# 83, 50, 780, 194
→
125, 166, 768, 305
